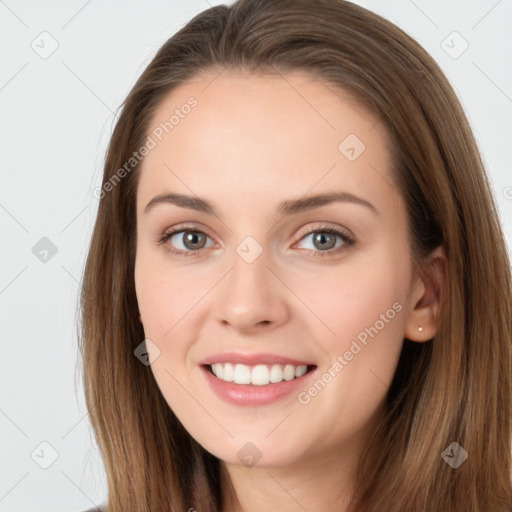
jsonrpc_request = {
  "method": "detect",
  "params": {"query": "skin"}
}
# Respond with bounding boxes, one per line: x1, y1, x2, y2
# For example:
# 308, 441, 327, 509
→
134, 70, 446, 512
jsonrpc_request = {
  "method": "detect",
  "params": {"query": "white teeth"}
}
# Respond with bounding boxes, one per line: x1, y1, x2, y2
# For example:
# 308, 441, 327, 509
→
251, 364, 270, 386
223, 363, 234, 382
295, 365, 307, 377
210, 363, 309, 385
233, 364, 252, 384
212, 363, 224, 379
283, 364, 295, 381
269, 364, 283, 383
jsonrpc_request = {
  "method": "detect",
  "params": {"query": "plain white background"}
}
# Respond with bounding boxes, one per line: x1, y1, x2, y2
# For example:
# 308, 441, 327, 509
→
0, 1, 510, 510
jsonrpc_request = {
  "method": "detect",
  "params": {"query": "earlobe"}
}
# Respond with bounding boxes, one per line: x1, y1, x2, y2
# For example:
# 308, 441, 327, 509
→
405, 323, 429, 342
404, 246, 447, 343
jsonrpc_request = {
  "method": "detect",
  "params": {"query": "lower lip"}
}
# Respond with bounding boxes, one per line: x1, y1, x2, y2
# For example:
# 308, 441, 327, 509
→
200, 365, 316, 406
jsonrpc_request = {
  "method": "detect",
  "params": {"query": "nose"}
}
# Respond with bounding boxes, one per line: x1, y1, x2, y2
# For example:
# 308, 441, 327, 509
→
215, 246, 290, 333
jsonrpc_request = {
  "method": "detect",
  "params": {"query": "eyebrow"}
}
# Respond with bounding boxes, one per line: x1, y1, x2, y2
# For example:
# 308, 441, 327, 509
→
143, 191, 378, 217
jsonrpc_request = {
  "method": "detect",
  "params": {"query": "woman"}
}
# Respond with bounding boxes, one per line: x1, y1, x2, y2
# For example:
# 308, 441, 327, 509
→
79, 0, 512, 510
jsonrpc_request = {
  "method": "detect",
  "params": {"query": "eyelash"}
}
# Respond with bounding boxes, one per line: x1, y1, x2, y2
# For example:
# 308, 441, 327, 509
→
156, 223, 355, 259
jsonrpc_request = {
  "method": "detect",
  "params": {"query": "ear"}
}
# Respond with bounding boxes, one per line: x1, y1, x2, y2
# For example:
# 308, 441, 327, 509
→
404, 246, 447, 342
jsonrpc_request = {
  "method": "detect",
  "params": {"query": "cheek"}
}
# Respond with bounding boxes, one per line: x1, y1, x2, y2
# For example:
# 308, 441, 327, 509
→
291, 249, 408, 404
296, 262, 405, 347
134, 249, 206, 337
134, 255, 200, 400
134, 251, 222, 383
290, 268, 406, 442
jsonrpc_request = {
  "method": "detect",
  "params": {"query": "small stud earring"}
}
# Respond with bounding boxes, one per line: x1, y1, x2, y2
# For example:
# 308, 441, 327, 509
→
418, 326, 424, 332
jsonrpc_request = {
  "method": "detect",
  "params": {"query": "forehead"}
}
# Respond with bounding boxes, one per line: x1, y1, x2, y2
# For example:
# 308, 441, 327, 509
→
136, 70, 398, 217
146, 69, 384, 146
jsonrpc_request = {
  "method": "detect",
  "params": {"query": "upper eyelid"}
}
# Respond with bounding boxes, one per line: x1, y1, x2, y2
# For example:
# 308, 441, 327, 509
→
295, 223, 353, 237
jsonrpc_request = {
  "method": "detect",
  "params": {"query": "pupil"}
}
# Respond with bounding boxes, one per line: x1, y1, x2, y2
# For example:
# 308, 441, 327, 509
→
315, 232, 335, 249
185, 232, 203, 249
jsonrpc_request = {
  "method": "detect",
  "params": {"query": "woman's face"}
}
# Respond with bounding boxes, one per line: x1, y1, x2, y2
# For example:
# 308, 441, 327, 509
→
134, 70, 422, 468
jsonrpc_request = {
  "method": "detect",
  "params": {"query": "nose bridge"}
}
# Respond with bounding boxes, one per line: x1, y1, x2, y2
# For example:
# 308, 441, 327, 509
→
228, 234, 273, 303
215, 233, 288, 329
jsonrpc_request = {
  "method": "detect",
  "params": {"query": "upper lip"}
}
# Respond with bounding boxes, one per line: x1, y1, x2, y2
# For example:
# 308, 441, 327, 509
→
199, 352, 315, 367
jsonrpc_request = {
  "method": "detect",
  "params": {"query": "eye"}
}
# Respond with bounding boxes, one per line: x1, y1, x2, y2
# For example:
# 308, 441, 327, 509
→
293, 225, 355, 259
156, 224, 355, 259
157, 225, 214, 257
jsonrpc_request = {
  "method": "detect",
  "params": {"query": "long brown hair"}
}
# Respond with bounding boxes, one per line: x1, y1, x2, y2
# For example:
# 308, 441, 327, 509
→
78, 0, 512, 510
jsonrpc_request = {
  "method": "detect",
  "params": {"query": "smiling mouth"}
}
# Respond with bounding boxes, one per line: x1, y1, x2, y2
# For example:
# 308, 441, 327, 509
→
204, 363, 316, 386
